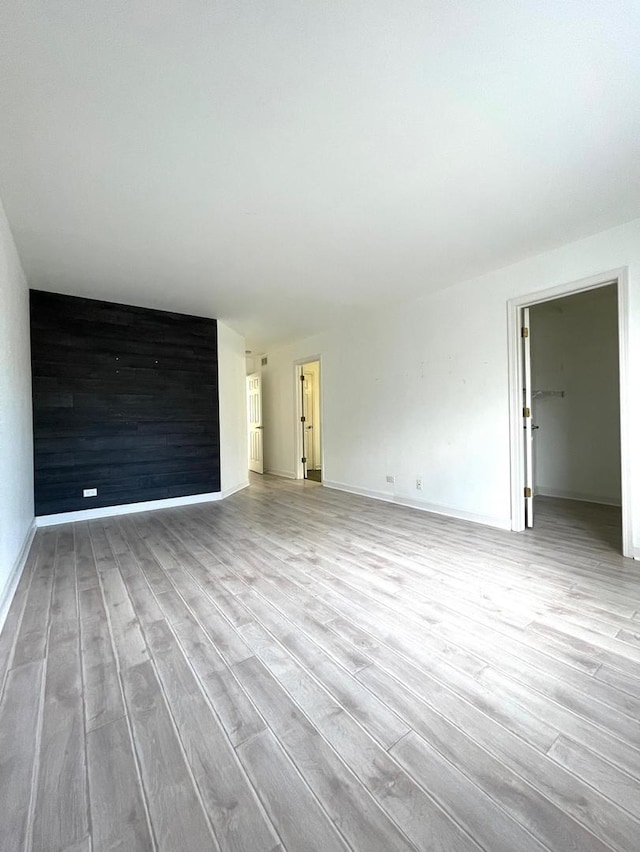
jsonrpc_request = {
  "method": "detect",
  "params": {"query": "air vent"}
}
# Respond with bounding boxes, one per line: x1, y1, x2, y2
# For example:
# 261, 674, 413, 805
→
261, 356, 268, 366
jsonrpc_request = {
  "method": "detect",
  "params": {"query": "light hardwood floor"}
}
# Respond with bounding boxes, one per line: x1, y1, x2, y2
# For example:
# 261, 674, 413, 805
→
1, 476, 639, 852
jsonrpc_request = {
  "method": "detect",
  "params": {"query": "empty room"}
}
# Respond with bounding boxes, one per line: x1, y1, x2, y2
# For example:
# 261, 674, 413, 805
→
1, 3, 640, 852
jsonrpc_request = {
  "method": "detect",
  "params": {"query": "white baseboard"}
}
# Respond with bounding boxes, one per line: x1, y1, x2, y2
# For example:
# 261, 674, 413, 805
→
536, 487, 622, 507
0, 520, 37, 635
219, 480, 251, 498
322, 480, 511, 531
264, 469, 298, 480
36, 481, 250, 527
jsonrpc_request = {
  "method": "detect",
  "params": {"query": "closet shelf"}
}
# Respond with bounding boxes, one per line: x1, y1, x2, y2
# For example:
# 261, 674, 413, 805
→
532, 389, 565, 399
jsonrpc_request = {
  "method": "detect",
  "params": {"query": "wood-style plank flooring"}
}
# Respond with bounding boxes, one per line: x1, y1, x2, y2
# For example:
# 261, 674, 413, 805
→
1, 476, 639, 852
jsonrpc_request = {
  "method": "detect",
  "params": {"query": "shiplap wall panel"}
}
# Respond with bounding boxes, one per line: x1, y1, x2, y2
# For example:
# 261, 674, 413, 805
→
30, 291, 220, 516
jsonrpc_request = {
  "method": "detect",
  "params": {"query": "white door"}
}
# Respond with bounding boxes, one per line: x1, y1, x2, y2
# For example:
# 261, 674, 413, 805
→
247, 372, 264, 474
522, 308, 534, 527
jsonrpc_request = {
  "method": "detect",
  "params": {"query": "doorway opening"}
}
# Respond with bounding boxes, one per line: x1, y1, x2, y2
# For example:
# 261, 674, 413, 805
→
295, 358, 322, 482
508, 270, 631, 557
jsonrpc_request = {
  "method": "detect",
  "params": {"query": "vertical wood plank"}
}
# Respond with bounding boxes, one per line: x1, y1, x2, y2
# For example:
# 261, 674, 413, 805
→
32, 529, 89, 852
77, 522, 126, 731
89, 521, 148, 670
0, 533, 40, 693
236, 728, 349, 852
0, 660, 44, 851
145, 619, 280, 852
233, 654, 418, 852
121, 660, 217, 852
86, 716, 153, 852
12, 528, 57, 667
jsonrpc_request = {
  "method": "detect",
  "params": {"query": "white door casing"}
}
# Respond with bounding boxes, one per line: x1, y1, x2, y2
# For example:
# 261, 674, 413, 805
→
247, 372, 263, 474
522, 308, 534, 527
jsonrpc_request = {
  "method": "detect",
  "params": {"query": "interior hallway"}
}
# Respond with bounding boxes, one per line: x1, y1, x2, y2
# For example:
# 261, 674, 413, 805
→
0, 477, 638, 852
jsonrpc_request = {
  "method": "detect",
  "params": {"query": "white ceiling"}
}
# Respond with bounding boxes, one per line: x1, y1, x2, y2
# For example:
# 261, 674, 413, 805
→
1, 2, 640, 351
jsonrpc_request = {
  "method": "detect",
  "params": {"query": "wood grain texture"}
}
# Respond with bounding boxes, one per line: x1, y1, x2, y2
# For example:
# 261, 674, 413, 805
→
0, 536, 40, 696
11, 528, 57, 667
233, 653, 418, 852
121, 660, 216, 852
236, 619, 478, 852
80, 609, 124, 732
30, 289, 220, 515
86, 716, 152, 851
144, 620, 279, 852
31, 554, 89, 852
0, 661, 44, 851
391, 730, 550, 852
236, 727, 349, 852
1, 478, 639, 851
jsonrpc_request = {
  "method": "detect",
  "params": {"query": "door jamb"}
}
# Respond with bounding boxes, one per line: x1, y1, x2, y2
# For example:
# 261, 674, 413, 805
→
293, 356, 323, 480
507, 267, 632, 557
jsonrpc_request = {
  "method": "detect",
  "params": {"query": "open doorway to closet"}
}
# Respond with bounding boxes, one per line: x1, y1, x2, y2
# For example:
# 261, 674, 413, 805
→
295, 359, 322, 482
508, 270, 631, 557
527, 286, 621, 519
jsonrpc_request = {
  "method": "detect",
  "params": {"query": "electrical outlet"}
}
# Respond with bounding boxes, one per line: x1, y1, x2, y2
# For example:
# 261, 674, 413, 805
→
416, 478, 422, 490
83, 487, 98, 498
386, 475, 395, 484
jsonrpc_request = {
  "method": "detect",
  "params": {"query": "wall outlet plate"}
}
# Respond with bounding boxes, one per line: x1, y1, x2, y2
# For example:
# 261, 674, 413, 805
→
416, 478, 423, 490
83, 487, 98, 497
386, 475, 395, 484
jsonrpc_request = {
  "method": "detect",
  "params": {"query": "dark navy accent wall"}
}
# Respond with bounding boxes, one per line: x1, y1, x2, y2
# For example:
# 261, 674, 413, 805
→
30, 290, 220, 515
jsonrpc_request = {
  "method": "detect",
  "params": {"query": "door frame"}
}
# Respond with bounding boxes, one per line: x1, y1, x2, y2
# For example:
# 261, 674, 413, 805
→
293, 355, 323, 480
507, 267, 632, 557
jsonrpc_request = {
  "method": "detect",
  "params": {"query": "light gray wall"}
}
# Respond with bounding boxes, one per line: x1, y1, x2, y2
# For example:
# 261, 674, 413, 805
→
0, 197, 34, 620
260, 215, 640, 556
530, 286, 621, 505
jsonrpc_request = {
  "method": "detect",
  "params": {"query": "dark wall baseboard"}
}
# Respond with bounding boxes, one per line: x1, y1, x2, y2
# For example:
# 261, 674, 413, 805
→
30, 291, 221, 516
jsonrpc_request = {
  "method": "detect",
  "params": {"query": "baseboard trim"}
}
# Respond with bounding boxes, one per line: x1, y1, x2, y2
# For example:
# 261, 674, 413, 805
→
536, 487, 622, 507
219, 480, 251, 498
0, 520, 37, 635
36, 481, 250, 527
322, 480, 511, 531
264, 469, 298, 480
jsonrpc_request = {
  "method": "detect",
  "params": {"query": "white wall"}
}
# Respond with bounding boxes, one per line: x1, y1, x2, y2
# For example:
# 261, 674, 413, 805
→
261, 216, 640, 555
218, 322, 249, 494
0, 198, 35, 620
530, 287, 621, 505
